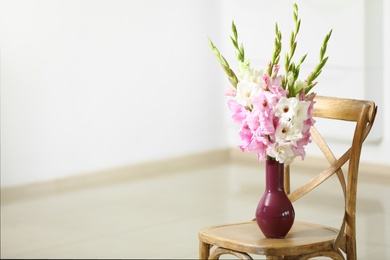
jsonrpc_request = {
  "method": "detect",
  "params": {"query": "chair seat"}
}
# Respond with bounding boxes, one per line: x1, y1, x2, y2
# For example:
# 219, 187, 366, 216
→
199, 220, 339, 257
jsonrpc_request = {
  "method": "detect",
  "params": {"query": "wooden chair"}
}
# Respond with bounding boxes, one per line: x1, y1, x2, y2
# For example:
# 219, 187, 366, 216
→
198, 96, 377, 260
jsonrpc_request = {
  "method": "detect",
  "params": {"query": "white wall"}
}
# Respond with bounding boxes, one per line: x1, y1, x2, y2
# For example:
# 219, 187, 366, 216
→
0, 0, 226, 187
219, 0, 390, 166
1, 0, 389, 188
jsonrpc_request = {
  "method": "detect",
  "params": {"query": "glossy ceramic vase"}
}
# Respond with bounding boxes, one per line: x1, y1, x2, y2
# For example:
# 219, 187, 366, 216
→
255, 159, 295, 238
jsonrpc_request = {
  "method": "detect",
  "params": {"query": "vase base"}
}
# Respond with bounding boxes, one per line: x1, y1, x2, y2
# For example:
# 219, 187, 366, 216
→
256, 218, 292, 239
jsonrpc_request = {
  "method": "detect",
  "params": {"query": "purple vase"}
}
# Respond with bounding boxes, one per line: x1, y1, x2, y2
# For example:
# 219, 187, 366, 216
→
255, 159, 295, 238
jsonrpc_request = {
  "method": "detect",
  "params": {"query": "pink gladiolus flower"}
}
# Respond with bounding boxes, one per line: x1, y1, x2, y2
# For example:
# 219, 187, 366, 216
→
208, 9, 332, 165
307, 100, 315, 117
269, 76, 288, 97
224, 87, 237, 97
238, 122, 253, 151
257, 152, 268, 163
293, 133, 312, 160
245, 109, 260, 131
248, 136, 270, 162
258, 111, 275, 135
228, 100, 248, 124
301, 100, 316, 133
272, 64, 280, 76
262, 74, 272, 90
252, 91, 279, 118
248, 138, 266, 154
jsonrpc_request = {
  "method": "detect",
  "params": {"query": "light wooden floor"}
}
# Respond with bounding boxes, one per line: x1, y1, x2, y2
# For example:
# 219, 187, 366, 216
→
1, 159, 390, 259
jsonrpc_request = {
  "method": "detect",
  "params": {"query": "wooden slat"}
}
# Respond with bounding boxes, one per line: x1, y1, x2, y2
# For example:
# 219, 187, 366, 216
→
313, 96, 375, 122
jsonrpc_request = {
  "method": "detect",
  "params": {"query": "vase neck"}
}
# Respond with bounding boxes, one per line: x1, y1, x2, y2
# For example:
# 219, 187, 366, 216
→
265, 160, 284, 192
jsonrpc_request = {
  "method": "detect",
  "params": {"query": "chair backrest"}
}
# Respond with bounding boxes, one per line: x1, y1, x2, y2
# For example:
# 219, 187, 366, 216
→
284, 95, 377, 258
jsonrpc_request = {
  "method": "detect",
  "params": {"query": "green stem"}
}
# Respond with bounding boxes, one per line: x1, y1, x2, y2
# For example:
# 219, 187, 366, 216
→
305, 29, 332, 93
208, 38, 239, 89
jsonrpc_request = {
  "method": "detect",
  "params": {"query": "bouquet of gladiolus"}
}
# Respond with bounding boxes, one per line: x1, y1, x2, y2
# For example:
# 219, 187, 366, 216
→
208, 4, 332, 165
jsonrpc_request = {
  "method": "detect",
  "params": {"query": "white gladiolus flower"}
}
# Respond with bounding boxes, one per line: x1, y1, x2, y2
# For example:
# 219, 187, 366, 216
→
238, 62, 263, 86
295, 100, 310, 122
275, 121, 302, 145
236, 81, 260, 107
238, 60, 251, 78
274, 97, 298, 122
267, 142, 295, 165
235, 62, 264, 106
275, 98, 310, 127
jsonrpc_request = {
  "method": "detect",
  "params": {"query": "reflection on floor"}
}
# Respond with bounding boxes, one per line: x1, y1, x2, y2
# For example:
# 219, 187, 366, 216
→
1, 161, 390, 259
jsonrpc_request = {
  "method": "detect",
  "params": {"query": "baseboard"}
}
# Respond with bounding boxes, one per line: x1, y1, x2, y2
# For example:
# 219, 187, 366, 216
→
2, 148, 389, 203
1, 149, 230, 203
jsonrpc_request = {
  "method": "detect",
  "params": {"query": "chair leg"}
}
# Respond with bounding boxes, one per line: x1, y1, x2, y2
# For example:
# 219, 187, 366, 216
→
199, 241, 211, 259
